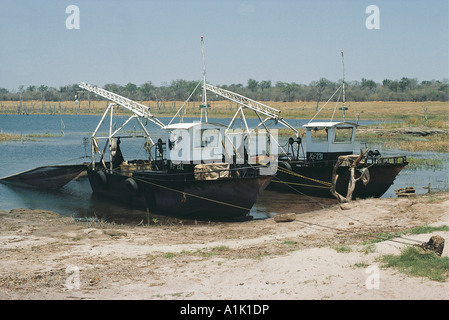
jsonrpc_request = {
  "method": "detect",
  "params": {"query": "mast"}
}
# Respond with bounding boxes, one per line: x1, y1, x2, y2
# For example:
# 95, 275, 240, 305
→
201, 36, 208, 123
341, 51, 346, 121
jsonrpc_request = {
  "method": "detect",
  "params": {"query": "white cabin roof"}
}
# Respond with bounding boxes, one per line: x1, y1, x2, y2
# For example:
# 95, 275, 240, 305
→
303, 121, 358, 129
163, 122, 226, 130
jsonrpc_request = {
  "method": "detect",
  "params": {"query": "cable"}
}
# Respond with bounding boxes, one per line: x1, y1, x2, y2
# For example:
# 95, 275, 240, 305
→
270, 173, 424, 247
277, 165, 332, 187
104, 162, 424, 247
294, 219, 423, 247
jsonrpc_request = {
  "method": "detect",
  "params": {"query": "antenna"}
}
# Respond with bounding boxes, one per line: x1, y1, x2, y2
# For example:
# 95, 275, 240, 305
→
341, 51, 346, 121
200, 36, 208, 122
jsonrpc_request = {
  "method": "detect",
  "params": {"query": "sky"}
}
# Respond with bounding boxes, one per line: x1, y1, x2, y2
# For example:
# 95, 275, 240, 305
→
0, 0, 447, 91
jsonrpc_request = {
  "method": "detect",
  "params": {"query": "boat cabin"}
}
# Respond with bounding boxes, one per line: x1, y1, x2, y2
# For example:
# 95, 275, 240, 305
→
303, 121, 357, 162
163, 122, 225, 164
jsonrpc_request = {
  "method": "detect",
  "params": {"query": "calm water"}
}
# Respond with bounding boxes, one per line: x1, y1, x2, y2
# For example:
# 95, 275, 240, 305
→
0, 114, 447, 222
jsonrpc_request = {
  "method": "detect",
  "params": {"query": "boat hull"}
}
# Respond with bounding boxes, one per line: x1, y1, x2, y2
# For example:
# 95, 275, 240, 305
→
271, 159, 407, 199
87, 168, 272, 220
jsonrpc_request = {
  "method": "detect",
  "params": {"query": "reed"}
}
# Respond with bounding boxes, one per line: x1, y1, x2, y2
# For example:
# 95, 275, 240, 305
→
0, 131, 59, 142
379, 133, 449, 153
406, 157, 444, 170
0, 132, 22, 142
355, 114, 449, 152
1, 100, 447, 122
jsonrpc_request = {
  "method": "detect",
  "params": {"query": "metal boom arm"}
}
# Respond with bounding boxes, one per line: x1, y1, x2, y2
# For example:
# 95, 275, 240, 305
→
79, 82, 165, 128
204, 83, 298, 137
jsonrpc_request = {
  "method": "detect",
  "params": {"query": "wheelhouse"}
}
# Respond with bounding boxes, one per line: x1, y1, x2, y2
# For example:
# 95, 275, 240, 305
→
303, 121, 357, 162
163, 122, 226, 164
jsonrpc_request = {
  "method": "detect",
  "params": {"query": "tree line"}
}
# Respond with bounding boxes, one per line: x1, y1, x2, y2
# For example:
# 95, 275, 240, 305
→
1, 77, 447, 103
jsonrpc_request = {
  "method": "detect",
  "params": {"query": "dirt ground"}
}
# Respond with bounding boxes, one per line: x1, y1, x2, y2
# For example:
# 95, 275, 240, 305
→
1, 191, 448, 300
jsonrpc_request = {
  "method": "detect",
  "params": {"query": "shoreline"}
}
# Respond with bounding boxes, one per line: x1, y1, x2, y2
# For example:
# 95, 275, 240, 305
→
1, 191, 448, 300
1, 100, 447, 121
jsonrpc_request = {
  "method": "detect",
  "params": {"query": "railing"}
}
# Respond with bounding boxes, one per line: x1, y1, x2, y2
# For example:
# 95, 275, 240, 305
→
287, 155, 408, 168
365, 155, 408, 165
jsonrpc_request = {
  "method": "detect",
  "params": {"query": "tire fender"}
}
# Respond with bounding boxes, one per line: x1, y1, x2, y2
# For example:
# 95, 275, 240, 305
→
125, 177, 139, 194
279, 161, 292, 171
95, 170, 107, 185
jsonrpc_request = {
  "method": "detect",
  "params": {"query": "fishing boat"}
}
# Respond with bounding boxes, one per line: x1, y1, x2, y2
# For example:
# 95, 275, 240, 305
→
195, 51, 408, 201
269, 52, 408, 200
0, 37, 275, 220
83, 106, 274, 220
77, 38, 275, 220
272, 120, 408, 199
0, 42, 407, 216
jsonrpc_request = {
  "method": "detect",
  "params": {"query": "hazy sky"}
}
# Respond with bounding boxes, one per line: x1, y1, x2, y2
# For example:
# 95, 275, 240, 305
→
0, 0, 447, 91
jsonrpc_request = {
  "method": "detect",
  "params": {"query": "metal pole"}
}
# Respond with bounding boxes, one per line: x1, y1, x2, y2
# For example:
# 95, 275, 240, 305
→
91, 138, 95, 168
109, 104, 113, 171
341, 51, 346, 121
201, 36, 208, 123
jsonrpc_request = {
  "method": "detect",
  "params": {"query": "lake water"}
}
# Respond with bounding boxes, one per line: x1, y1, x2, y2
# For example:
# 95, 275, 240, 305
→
1, 114, 447, 222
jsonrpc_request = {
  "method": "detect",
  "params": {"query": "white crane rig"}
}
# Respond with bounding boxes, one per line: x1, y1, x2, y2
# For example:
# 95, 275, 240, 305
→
78, 36, 298, 168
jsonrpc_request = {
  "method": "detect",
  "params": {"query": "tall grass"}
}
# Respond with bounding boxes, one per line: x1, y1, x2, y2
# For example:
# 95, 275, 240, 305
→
381, 246, 449, 282
365, 225, 449, 245
0, 131, 59, 142
1, 100, 448, 122
357, 115, 448, 152
380, 134, 449, 153
406, 157, 444, 170
0, 132, 22, 142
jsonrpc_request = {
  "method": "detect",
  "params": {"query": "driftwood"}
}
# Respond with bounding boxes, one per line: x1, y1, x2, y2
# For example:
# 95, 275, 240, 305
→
395, 186, 416, 197
421, 235, 445, 256
330, 149, 370, 203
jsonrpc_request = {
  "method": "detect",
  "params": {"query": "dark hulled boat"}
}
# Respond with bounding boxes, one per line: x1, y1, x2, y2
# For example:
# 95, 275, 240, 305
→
266, 52, 408, 200
1, 44, 407, 217
87, 161, 272, 219
79, 81, 275, 220
1, 38, 276, 221
272, 121, 408, 199
80, 37, 278, 220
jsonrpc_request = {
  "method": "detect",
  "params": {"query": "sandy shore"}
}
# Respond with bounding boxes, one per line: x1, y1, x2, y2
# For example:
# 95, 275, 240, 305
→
1, 191, 448, 300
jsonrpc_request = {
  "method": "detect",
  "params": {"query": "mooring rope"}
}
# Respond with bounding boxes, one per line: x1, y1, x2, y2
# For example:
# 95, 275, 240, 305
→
270, 173, 424, 247
293, 219, 423, 247
102, 163, 424, 247
270, 179, 330, 189
277, 165, 332, 187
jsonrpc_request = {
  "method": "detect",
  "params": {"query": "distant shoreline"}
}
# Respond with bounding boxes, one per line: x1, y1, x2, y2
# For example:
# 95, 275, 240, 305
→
0, 100, 447, 122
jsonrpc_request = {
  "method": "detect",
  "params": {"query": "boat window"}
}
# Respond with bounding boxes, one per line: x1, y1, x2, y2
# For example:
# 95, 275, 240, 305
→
194, 129, 220, 148
310, 128, 328, 142
334, 127, 353, 143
